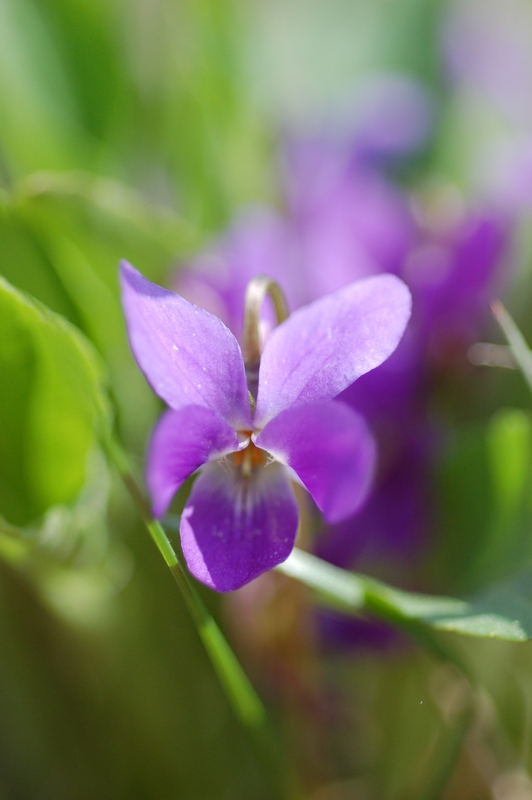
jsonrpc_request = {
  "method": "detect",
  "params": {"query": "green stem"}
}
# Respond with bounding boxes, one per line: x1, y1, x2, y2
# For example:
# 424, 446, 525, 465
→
104, 434, 269, 730
105, 434, 289, 795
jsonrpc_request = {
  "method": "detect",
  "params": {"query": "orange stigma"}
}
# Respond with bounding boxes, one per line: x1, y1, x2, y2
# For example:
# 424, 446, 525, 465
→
233, 433, 267, 478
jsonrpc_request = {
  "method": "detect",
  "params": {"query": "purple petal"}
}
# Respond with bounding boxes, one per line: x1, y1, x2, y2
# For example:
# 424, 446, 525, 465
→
120, 261, 251, 428
180, 461, 299, 591
146, 405, 241, 519
255, 401, 376, 523
254, 274, 412, 427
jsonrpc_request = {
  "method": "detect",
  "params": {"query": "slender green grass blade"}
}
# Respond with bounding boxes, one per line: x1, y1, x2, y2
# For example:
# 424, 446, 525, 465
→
492, 301, 532, 394
105, 435, 267, 730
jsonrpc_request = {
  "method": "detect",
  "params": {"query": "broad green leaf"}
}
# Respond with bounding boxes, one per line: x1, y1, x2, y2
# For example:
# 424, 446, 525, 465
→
429, 409, 532, 592
276, 548, 531, 642
480, 409, 532, 576
2, 171, 193, 448
431, 423, 493, 591
0, 276, 109, 528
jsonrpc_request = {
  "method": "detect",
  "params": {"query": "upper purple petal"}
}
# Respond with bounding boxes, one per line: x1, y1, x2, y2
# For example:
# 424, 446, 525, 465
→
120, 261, 252, 428
254, 273, 412, 427
255, 401, 376, 523
146, 405, 241, 519
180, 460, 299, 591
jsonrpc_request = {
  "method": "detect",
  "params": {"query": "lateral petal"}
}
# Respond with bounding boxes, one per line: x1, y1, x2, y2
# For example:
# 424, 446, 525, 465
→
255, 401, 376, 523
254, 273, 411, 427
180, 461, 299, 591
120, 261, 252, 428
147, 405, 240, 519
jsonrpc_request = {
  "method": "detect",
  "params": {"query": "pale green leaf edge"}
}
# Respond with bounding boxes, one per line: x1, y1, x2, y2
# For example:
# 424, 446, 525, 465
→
0, 275, 112, 543
276, 549, 529, 642
161, 515, 530, 643
0, 273, 110, 428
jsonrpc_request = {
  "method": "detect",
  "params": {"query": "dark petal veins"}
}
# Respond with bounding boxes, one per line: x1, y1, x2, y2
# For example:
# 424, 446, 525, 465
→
180, 460, 299, 591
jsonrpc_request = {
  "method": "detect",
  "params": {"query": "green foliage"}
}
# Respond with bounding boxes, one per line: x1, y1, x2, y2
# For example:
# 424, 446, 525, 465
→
432, 409, 532, 593
0, 276, 108, 527
1, 0, 532, 796
277, 548, 532, 645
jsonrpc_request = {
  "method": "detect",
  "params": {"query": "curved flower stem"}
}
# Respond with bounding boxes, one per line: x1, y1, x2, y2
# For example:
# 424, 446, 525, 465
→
243, 275, 289, 400
103, 433, 287, 790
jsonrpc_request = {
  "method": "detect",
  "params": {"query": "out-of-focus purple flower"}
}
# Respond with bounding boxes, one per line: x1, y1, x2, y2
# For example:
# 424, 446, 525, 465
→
442, 0, 532, 209
120, 261, 411, 592
175, 164, 413, 334
348, 74, 434, 160
282, 141, 415, 295
175, 209, 304, 337
443, 0, 532, 126
174, 96, 420, 335
317, 431, 432, 568
321, 209, 510, 577
405, 213, 509, 357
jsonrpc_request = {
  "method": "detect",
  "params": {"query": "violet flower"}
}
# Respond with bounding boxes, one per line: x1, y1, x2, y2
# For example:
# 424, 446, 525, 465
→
120, 261, 411, 591
174, 138, 509, 584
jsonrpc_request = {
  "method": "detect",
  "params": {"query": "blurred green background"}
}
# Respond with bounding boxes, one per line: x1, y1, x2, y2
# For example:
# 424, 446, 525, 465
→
2, 0, 532, 797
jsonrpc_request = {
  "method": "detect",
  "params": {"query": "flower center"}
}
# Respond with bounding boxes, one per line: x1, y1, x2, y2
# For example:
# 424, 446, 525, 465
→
233, 433, 268, 478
